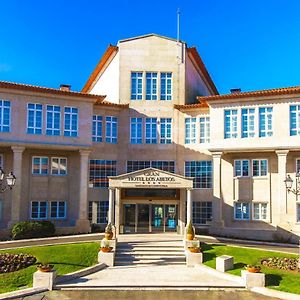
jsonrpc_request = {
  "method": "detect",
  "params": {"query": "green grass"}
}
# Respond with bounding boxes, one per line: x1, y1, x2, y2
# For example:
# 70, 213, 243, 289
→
202, 243, 300, 295
0, 242, 99, 294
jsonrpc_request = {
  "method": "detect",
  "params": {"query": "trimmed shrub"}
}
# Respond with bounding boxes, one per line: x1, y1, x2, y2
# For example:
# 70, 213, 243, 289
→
11, 221, 56, 240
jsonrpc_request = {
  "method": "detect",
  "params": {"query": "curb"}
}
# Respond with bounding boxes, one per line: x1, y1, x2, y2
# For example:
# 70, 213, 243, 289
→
0, 287, 47, 300
251, 287, 300, 300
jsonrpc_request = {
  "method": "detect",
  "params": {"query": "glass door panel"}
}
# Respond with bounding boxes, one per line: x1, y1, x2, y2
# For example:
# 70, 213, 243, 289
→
124, 204, 136, 233
137, 204, 149, 233
165, 204, 178, 232
151, 204, 164, 232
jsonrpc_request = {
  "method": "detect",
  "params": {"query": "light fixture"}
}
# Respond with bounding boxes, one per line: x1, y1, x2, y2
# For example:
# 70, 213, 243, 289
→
0, 170, 16, 192
285, 174, 300, 195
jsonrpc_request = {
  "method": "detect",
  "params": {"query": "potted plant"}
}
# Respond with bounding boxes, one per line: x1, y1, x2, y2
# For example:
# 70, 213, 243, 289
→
104, 222, 113, 240
100, 239, 113, 252
245, 264, 261, 273
186, 221, 195, 241
188, 241, 201, 253
37, 261, 54, 272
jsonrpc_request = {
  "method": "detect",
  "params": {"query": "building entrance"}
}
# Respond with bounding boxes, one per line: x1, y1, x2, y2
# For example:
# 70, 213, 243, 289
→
123, 203, 178, 233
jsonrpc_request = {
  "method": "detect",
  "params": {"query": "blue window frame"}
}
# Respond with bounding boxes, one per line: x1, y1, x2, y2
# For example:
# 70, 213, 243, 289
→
200, 116, 210, 143
160, 72, 172, 100
92, 115, 102, 142
89, 160, 117, 188
160, 118, 172, 144
234, 160, 250, 177
106, 116, 118, 143
145, 118, 157, 144
185, 161, 212, 189
130, 117, 143, 144
131, 72, 143, 100
27, 103, 42, 134
185, 118, 196, 144
290, 105, 300, 136
50, 201, 66, 219
259, 107, 273, 137
234, 202, 250, 220
146, 72, 157, 100
31, 201, 47, 219
46, 105, 60, 136
241, 108, 255, 138
0, 100, 10, 132
64, 107, 78, 137
252, 159, 268, 177
224, 109, 238, 138
32, 156, 49, 175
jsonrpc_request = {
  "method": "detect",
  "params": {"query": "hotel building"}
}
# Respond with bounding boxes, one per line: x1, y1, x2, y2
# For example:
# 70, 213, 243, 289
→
0, 33, 300, 242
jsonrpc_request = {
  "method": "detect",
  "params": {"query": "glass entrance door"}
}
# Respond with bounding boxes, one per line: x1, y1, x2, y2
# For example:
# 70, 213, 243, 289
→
165, 204, 178, 232
124, 204, 136, 233
151, 204, 164, 232
137, 204, 149, 233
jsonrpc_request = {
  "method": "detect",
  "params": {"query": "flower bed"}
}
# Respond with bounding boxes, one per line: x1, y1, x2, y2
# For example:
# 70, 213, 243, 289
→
261, 257, 300, 272
0, 253, 36, 273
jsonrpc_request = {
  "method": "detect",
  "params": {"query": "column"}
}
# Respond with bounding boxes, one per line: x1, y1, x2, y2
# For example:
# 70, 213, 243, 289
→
186, 189, 192, 224
76, 150, 91, 232
114, 187, 121, 236
212, 152, 224, 227
276, 150, 289, 222
9, 146, 25, 226
179, 189, 186, 235
108, 188, 115, 224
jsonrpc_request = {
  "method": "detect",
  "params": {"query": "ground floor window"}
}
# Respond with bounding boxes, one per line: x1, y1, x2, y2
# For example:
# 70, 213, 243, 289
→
234, 202, 250, 220
192, 201, 212, 225
88, 201, 109, 224
50, 201, 66, 219
31, 201, 47, 219
253, 203, 267, 220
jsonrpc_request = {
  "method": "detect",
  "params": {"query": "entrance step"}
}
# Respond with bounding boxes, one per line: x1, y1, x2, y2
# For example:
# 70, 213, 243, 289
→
115, 239, 186, 267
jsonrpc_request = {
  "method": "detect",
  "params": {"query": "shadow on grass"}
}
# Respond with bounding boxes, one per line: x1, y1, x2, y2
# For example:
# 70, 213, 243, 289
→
203, 252, 216, 263
233, 262, 246, 270
36, 262, 88, 268
265, 273, 282, 287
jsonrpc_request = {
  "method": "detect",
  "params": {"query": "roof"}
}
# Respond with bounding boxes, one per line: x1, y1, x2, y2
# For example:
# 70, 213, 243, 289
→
187, 47, 218, 95
174, 102, 209, 110
94, 100, 129, 108
0, 81, 106, 101
81, 45, 118, 93
197, 85, 300, 102
118, 33, 186, 44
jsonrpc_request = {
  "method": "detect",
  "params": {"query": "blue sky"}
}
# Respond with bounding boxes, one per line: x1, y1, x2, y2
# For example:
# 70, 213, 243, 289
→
0, 0, 300, 94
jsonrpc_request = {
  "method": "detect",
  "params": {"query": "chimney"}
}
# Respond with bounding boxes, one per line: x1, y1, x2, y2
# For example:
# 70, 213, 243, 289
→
60, 84, 71, 92
230, 88, 241, 94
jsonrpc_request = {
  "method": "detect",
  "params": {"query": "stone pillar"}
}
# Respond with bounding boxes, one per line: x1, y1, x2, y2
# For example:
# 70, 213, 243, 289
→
211, 152, 224, 227
186, 189, 192, 224
276, 150, 289, 222
9, 146, 25, 227
76, 150, 91, 232
179, 189, 186, 235
108, 188, 115, 224
114, 188, 121, 236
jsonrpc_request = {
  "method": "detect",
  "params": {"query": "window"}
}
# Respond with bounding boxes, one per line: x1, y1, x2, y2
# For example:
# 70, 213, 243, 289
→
31, 201, 47, 219
193, 202, 212, 224
146, 72, 157, 100
296, 159, 300, 173
200, 116, 210, 143
252, 159, 268, 177
0, 154, 3, 169
0, 100, 10, 132
32, 157, 48, 175
259, 107, 273, 137
234, 202, 250, 220
89, 160, 117, 188
50, 201, 66, 219
130, 117, 143, 144
151, 161, 175, 173
290, 105, 300, 136
88, 201, 109, 223
27, 103, 42, 134
131, 72, 143, 100
234, 160, 250, 177
160, 72, 172, 100
185, 161, 212, 188
51, 157, 67, 175
253, 203, 267, 220
297, 203, 300, 222
127, 161, 175, 173
46, 105, 60, 136
92, 115, 102, 142
224, 109, 238, 138
185, 118, 196, 144
64, 107, 78, 137
145, 118, 157, 144
160, 118, 172, 144
106, 116, 118, 143
241, 108, 255, 138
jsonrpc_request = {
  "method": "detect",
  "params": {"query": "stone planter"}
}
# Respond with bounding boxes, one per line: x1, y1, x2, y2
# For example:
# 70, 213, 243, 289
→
36, 265, 54, 272
185, 250, 203, 267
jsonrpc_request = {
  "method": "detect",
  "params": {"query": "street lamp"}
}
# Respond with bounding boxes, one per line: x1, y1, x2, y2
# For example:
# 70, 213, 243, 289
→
284, 173, 300, 195
0, 168, 16, 192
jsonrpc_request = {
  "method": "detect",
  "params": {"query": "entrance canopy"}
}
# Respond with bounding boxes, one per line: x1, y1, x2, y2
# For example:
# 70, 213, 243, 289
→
109, 167, 193, 189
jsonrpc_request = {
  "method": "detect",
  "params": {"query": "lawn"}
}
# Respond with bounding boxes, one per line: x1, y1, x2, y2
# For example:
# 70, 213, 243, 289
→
202, 243, 300, 295
0, 242, 99, 293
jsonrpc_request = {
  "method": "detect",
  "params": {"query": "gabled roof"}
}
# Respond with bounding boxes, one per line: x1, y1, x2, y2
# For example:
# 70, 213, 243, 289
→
118, 33, 186, 44
0, 80, 105, 102
174, 101, 209, 110
197, 85, 300, 102
81, 45, 118, 93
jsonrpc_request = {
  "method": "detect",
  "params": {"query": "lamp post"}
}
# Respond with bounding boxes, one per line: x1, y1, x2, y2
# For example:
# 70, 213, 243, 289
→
0, 168, 16, 192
